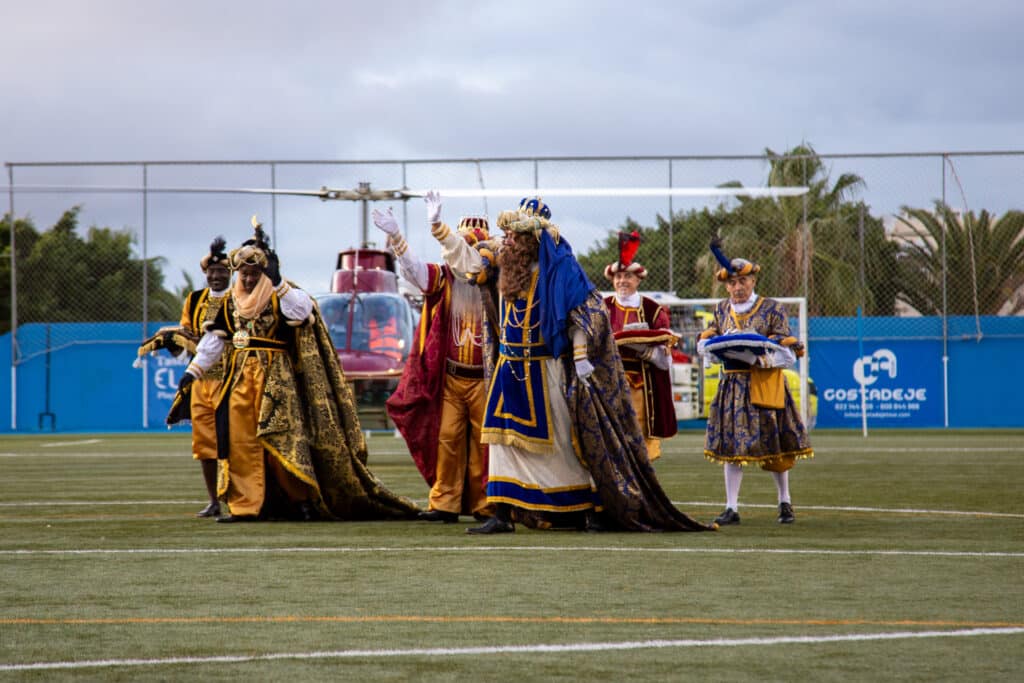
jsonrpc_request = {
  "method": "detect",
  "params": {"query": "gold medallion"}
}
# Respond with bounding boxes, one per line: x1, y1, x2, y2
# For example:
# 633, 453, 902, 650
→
232, 329, 250, 349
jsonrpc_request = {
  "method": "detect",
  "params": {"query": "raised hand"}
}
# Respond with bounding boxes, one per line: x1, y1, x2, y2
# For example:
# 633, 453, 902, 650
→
263, 251, 282, 286
424, 190, 442, 224
372, 208, 400, 235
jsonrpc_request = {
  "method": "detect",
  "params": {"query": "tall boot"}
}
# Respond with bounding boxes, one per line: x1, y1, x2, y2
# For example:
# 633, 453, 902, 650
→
467, 502, 514, 534
196, 459, 221, 518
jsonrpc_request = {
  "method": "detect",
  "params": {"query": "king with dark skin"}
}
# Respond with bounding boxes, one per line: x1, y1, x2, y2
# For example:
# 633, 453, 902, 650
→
192, 261, 231, 512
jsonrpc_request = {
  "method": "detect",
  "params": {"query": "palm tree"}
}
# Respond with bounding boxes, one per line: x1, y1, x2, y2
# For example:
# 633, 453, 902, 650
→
895, 203, 1024, 316
699, 143, 896, 315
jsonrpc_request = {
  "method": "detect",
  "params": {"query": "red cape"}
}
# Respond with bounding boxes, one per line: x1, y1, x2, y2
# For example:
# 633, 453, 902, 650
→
386, 266, 489, 497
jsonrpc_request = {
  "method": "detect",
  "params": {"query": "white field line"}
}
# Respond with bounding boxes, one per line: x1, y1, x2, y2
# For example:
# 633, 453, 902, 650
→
3, 499, 1020, 519
671, 501, 1024, 518
0, 452, 180, 457
815, 447, 1023, 453
2, 546, 1022, 558
2, 445, 1022, 458
0, 500, 201, 506
1, 627, 1021, 672
39, 439, 102, 448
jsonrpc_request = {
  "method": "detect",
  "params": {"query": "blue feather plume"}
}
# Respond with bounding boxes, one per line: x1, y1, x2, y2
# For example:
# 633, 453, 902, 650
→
709, 236, 732, 271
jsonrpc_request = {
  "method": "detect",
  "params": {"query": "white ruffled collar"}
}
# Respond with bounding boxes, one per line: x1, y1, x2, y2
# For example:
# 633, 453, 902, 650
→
615, 292, 641, 308
730, 292, 758, 314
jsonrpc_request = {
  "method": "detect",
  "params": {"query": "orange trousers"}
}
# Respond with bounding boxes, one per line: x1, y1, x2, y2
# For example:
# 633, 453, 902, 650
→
219, 355, 311, 516
430, 373, 492, 516
189, 377, 220, 461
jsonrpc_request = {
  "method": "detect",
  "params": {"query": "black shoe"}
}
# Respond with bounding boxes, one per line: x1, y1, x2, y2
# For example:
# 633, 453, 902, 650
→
472, 512, 493, 523
419, 509, 459, 523
196, 502, 220, 518
581, 510, 607, 533
299, 502, 317, 521
466, 516, 515, 534
778, 502, 795, 524
714, 508, 741, 525
216, 514, 257, 524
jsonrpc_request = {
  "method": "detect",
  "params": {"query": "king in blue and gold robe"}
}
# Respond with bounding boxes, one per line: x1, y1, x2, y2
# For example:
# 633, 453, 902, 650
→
478, 229, 712, 532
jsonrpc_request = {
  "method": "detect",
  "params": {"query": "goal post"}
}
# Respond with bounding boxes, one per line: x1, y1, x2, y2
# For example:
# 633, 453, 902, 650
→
645, 294, 811, 427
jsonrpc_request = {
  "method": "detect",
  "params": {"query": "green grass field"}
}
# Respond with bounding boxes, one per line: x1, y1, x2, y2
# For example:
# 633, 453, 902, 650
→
1, 430, 1022, 681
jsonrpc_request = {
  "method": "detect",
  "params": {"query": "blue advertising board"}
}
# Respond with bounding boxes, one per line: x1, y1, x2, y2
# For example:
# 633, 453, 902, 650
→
1, 316, 1022, 432
139, 351, 192, 429
811, 340, 944, 428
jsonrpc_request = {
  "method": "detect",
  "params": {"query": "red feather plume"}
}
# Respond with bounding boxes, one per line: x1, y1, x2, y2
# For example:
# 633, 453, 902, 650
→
618, 230, 641, 267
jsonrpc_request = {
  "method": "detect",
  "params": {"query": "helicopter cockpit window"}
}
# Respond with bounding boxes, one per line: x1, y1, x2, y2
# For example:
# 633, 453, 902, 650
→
315, 292, 412, 360
317, 294, 351, 342
358, 294, 410, 360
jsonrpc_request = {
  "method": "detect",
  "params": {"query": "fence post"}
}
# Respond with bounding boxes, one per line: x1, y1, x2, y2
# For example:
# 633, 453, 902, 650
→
7, 163, 16, 430
142, 164, 149, 429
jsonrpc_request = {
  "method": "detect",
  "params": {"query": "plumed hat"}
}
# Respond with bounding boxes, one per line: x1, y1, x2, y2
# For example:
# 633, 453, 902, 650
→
710, 235, 760, 282
199, 236, 229, 272
229, 215, 271, 269
604, 230, 646, 281
457, 215, 490, 246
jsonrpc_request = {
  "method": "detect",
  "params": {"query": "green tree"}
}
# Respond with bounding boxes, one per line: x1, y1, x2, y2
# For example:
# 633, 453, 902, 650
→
698, 143, 898, 315
576, 144, 900, 315
895, 203, 1024, 315
0, 213, 41, 332
576, 209, 728, 297
1, 207, 180, 334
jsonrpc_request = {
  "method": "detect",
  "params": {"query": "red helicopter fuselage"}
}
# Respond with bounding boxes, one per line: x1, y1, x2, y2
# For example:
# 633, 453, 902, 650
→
316, 248, 416, 428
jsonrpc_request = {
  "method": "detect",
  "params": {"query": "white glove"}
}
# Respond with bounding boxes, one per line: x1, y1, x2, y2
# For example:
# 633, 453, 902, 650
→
372, 208, 400, 236
424, 190, 442, 224
574, 358, 595, 382
643, 345, 671, 371
723, 349, 758, 365
696, 339, 708, 355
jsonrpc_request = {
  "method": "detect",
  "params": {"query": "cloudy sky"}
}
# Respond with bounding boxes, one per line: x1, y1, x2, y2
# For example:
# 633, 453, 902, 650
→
2, 0, 1022, 290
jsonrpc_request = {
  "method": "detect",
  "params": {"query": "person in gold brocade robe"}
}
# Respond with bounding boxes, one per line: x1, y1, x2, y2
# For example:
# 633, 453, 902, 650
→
176, 219, 419, 524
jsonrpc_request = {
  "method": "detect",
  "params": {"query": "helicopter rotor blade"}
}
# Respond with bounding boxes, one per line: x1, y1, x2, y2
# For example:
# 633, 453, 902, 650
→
1, 184, 343, 198
403, 187, 809, 198
5, 184, 807, 200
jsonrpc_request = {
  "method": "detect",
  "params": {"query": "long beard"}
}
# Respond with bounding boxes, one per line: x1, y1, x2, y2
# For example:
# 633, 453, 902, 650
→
497, 238, 538, 299
449, 277, 483, 347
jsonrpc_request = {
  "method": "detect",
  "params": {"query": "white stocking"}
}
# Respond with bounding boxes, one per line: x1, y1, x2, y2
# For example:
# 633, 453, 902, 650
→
724, 464, 744, 510
771, 470, 791, 504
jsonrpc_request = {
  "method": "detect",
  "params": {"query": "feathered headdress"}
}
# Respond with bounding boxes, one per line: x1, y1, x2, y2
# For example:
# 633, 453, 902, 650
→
228, 215, 271, 269
710, 235, 760, 282
199, 236, 229, 272
604, 230, 646, 281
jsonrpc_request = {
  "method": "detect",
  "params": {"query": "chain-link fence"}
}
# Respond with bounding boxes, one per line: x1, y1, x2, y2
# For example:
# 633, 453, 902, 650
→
4, 151, 1023, 431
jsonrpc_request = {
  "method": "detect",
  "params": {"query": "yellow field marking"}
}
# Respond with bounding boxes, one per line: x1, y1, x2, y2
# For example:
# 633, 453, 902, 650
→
4, 615, 1022, 628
